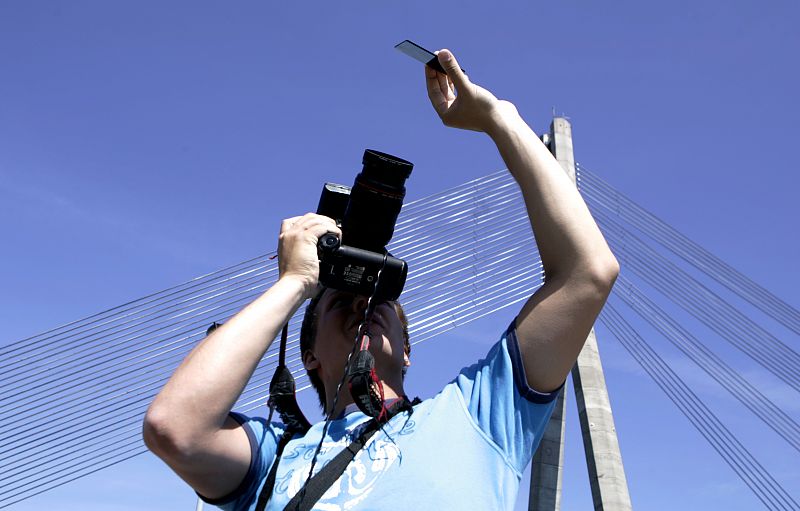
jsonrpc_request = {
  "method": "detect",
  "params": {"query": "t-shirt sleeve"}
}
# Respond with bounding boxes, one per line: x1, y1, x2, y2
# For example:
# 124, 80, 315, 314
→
453, 319, 562, 473
198, 412, 282, 510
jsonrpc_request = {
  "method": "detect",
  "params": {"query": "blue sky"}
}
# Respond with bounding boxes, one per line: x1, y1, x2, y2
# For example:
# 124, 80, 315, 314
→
1, 1, 798, 510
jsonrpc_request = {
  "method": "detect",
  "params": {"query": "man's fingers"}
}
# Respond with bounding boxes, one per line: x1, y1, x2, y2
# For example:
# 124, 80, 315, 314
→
281, 216, 304, 234
436, 49, 468, 89
426, 64, 449, 114
281, 213, 339, 238
437, 72, 451, 100
303, 215, 341, 244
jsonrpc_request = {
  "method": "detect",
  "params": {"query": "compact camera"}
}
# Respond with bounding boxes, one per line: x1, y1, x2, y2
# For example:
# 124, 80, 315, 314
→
316, 150, 413, 301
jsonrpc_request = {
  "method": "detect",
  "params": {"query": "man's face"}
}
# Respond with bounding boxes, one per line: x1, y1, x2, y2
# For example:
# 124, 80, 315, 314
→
303, 288, 409, 390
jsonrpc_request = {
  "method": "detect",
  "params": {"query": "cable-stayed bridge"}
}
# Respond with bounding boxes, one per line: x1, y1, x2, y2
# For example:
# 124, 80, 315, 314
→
0, 119, 797, 510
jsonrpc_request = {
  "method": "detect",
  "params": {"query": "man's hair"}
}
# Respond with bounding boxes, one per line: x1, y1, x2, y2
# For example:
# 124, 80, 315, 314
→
299, 289, 411, 410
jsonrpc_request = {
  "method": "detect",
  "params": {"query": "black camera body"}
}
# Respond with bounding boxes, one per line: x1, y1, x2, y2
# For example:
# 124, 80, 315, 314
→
316, 150, 413, 301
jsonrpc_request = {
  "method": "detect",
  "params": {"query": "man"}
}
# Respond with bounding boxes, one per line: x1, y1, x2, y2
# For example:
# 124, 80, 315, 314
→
143, 49, 619, 510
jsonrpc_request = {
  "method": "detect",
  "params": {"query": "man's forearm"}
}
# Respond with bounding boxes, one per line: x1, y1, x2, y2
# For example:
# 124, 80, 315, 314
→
486, 108, 616, 280
145, 276, 308, 441
426, 49, 617, 391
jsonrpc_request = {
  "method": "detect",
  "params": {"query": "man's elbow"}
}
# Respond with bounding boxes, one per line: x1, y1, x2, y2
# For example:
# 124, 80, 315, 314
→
582, 254, 620, 296
142, 404, 194, 462
143, 405, 170, 457
597, 255, 620, 286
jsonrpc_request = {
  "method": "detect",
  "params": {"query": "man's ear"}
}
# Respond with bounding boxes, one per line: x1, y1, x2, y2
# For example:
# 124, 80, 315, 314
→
303, 350, 320, 371
403, 352, 411, 368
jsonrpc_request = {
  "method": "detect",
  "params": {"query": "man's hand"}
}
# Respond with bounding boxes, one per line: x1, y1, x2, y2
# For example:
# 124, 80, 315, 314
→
426, 49, 518, 134
425, 48, 619, 393
278, 213, 341, 300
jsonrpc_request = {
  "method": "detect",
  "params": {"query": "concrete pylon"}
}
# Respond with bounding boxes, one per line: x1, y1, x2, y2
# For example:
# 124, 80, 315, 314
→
529, 118, 632, 511
529, 387, 566, 510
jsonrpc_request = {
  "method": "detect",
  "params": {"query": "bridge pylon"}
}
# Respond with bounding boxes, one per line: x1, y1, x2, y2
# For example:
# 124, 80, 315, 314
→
529, 117, 633, 511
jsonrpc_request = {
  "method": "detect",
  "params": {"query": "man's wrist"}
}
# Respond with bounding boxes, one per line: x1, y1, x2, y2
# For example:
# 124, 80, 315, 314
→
276, 274, 318, 302
484, 102, 529, 140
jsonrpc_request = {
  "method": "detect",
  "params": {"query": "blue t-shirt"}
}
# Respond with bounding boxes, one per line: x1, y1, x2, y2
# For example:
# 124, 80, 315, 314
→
204, 323, 559, 510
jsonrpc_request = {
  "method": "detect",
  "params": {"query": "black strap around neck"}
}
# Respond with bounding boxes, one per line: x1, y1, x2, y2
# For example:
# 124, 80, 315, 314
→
254, 429, 296, 511
254, 397, 417, 511
283, 397, 417, 511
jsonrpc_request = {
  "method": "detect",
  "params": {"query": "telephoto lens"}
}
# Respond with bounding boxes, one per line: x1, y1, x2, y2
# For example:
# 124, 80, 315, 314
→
342, 150, 413, 253
315, 149, 413, 301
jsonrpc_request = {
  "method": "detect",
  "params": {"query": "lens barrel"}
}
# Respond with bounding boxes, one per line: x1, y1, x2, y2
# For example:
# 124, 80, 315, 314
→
361, 150, 413, 188
342, 150, 413, 253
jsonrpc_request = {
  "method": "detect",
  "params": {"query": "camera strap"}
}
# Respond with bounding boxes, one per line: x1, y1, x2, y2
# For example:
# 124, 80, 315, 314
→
267, 324, 311, 434
263, 249, 398, 508
344, 252, 394, 420
346, 334, 387, 419
279, 397, 417, 511
254, 428, 295, 511
257, 324, 312, 511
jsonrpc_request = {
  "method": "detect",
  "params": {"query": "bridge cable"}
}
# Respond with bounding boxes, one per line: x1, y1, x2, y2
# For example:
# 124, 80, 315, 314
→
578, 163, 799, 335
600, 302, 800, 511
588, 205, 800, 391
612, 274, 800, 452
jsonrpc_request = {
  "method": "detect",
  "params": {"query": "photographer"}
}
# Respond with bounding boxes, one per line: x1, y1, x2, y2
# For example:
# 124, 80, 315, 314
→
143, 49, 619, 510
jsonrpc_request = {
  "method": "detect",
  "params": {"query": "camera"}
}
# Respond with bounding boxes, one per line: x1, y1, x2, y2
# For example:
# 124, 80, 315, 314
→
316, 150, 413, 301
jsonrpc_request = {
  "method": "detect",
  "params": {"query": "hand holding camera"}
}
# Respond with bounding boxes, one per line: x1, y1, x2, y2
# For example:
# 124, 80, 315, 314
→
278, 149, 412, 302
277, 213, 341, 300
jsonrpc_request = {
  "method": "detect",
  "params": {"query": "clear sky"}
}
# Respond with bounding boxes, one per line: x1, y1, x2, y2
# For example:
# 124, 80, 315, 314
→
1, 1, 798, 510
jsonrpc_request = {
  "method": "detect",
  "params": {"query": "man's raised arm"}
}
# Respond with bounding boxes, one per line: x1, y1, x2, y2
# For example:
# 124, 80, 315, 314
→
428, 50, 619, 393
142, 214, 340, 499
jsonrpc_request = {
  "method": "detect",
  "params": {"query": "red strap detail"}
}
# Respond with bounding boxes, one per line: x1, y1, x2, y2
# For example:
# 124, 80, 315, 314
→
370, 368, 389, 422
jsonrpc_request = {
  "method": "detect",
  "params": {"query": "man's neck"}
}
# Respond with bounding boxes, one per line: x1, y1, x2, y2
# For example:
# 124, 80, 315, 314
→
327, 381, 405, 418
336, 395, 408, 419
